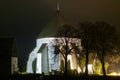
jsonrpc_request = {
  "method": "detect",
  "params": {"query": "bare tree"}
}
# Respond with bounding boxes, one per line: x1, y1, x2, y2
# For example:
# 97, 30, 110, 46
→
54, 24, 80, 75
77, 21, 119, 76
77, 22, 94, 75
92, 22, 118, 76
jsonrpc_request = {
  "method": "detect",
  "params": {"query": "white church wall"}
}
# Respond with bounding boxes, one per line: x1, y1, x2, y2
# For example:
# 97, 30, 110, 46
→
27, 37, 82, 74
42, 45, 49, 73
26, 47, 38, 73
83, 64, 94, 74
27, 38, 58, 73
11, 57, 19, 74
36, 53, 42, 73
48, 40, 59, 72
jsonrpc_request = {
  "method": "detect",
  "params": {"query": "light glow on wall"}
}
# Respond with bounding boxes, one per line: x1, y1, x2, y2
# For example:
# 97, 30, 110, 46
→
11, 57, 19, 74
78, 66, 81, 73
67, 55, 74, 70
88, 64, 93, 74
36, 53, 42, 73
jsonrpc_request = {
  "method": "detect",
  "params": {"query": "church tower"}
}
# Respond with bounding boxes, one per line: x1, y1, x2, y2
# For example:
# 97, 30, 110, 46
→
0, 38, 19, 77
11, 39, 19, 74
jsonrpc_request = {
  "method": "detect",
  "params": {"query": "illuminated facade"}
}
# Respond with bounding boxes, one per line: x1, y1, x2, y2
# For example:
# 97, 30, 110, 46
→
26, 38, 82, 74
26, 6, 82, 74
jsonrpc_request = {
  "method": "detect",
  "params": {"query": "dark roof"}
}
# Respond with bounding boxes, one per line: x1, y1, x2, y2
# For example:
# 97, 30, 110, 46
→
37, 43, 47, 53
0, 37, 17, 57
37, 10, 66, 38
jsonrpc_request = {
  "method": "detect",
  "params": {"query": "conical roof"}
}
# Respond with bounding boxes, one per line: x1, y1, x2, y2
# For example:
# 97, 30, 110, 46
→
37, 9, 66, 38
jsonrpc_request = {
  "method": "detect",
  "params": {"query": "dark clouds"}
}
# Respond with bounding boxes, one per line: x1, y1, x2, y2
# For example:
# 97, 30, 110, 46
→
0, 0, 120, 71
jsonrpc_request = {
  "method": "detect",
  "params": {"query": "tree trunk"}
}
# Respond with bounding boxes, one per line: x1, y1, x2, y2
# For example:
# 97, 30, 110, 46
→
64, 39, 68, 76
85, 51, 89, 75
64, 56, 68, 76
101, 57, 106, 76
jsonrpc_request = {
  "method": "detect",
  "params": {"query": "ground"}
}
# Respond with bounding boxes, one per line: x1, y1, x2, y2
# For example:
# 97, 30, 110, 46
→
11, 74, 120, 80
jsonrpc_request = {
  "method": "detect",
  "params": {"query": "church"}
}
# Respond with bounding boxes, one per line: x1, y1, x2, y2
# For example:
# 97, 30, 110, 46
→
0, 38, 19, 78
26, 4, 82, 74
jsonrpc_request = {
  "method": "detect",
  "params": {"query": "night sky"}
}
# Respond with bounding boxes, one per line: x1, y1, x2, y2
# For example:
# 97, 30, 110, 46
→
0, 0, 120, 71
